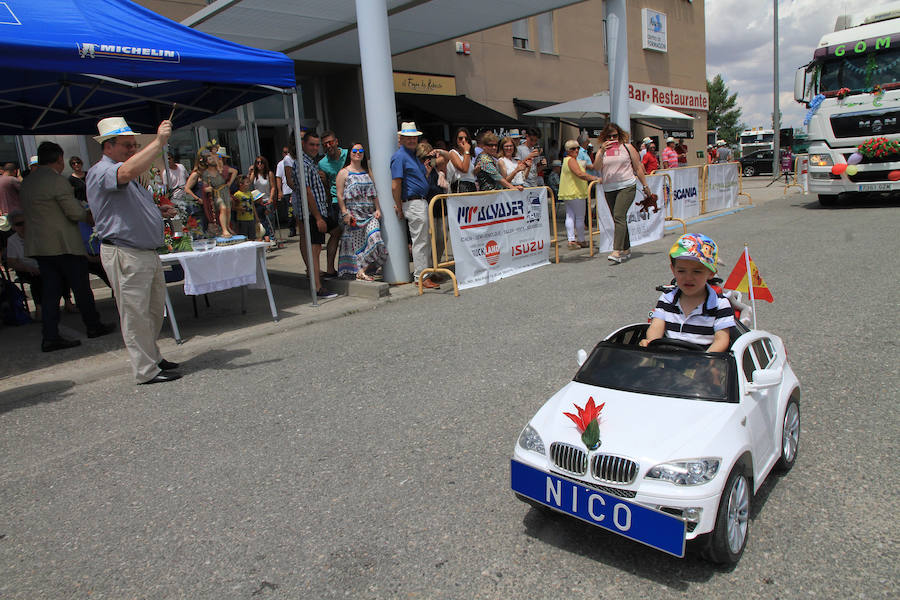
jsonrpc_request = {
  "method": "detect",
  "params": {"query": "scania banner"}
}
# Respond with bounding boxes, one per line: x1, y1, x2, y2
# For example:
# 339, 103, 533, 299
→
657, 167, 701, 220
446, 188, 551, 290
705, 163, 738, 212
592, 175, 666, 252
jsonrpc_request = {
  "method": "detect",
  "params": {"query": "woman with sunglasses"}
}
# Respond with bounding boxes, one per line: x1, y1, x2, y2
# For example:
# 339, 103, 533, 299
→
248, 155, 276, 239
595, 122, 651, 263
558, 139, 602, 249
67, 156, 87, 204
497, 136, 530, 187
475, 132, 523, 192
446, 127, 476, 193
334, 144, 386, 281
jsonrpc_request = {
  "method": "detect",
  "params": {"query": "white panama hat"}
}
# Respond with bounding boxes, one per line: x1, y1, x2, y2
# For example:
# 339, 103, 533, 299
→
250, 190, 267, 202
398, 121, 423, 137
28, 155, 38, 166
216, 146, 230, 157
94, 117, 140, 143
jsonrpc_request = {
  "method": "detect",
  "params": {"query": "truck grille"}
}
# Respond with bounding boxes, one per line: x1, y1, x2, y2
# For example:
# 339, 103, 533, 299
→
591, 454, 639, 484
831, 109, 900, 139
549, 442, 587, 475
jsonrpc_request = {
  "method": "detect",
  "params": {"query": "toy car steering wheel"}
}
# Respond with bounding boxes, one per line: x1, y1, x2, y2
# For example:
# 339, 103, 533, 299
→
646, 338, 706, 351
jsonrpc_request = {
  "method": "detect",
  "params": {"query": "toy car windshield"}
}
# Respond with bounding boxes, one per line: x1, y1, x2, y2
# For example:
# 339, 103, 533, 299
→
574, 342, 733, 402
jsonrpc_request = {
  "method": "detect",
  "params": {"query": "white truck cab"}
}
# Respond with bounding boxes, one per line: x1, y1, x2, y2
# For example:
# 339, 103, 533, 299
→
794, 5, 900, 206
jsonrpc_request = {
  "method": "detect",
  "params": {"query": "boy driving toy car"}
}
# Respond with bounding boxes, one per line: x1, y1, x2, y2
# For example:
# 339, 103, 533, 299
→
640, 233, 736, 353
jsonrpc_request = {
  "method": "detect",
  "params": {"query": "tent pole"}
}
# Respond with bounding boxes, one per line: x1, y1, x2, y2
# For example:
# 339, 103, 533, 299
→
291, 90, 319, 307
355, 0, 410, 284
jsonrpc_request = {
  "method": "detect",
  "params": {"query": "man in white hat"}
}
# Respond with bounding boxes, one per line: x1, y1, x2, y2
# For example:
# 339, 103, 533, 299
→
661, 137, 679, 169
86, 117, 182, 384
715, 139, 732, 163
390, 121, 439, 289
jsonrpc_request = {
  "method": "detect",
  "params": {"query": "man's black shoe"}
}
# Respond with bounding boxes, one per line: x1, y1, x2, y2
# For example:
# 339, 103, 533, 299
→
140, 372, 182, 385
86, 322, 116, 338
41, 338, 82, 352
158, 359, 180, 371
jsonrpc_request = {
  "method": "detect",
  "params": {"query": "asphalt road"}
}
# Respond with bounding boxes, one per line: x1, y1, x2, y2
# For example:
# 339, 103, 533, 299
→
1, 190, 897, 599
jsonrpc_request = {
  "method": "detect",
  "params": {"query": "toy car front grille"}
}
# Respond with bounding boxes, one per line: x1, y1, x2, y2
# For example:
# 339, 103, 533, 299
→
590, 454, 639, 484
549, 442, 588, 475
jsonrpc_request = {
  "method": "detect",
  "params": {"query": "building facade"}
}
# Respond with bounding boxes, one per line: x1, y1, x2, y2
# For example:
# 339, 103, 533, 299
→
3, 1, 708, 175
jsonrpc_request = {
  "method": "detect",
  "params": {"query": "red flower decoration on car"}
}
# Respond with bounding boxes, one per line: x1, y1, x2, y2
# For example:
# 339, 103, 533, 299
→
563, 397, 605, 450
836, 87, 851, 99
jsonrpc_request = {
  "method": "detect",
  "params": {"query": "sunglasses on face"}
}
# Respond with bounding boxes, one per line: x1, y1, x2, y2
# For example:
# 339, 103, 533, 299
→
350, 149, 365, 154
457, 136, 468, 141
485, 143, 498, 147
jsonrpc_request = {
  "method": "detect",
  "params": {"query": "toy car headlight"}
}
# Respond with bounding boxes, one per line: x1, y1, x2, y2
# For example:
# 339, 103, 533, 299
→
808, 154, 833, 167
645, 458, 720, 486
517, 424, 546, 455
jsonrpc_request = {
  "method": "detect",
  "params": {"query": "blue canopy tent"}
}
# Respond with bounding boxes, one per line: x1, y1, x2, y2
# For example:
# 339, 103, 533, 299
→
0, 0, 296, 134
0, 0, 328, 306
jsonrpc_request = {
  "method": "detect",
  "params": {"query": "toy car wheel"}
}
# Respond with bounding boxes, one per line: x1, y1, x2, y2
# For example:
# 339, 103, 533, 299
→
776, 399, 800, 472
701, 467, 750, 564
742, 165, 755, 177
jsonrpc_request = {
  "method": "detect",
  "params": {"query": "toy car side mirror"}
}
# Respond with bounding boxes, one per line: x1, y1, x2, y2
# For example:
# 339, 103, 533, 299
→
746, 368, 781, 392
577, 349, 588, 367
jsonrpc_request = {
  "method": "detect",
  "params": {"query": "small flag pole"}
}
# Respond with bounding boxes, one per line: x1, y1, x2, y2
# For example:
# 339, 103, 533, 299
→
743, 243, 757, 329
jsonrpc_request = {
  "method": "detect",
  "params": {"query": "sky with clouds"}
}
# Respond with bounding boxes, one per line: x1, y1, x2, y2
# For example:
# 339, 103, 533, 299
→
705, 0, 899, 131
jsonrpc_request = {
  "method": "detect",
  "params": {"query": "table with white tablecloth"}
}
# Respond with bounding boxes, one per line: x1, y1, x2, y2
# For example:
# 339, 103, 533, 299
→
159, 241, 277, 342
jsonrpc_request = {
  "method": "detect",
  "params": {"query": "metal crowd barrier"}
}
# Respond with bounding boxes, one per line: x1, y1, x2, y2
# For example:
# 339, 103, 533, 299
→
584, 173, 682, 257
783, 155, 804, 195
420, 186, 559, 297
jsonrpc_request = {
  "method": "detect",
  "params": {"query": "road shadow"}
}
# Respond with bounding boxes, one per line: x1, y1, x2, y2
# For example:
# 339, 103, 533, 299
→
798, 195, 900, 210
0, 380, 75, 414
518, 476, 786, 590
179, 347, 282, 372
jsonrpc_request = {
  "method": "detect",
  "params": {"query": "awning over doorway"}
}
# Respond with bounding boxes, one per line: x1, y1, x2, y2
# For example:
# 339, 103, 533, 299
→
184, 0, 587, 65
396, 93, 518, 128
524, 92, 693, 130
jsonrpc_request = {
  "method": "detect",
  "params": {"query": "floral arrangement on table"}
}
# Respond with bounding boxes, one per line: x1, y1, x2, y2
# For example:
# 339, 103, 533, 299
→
857, 136, 900, 159
563, 397, 605, 451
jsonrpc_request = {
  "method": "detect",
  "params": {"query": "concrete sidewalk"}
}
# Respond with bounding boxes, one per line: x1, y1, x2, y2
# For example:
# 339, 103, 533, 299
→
0, 176, 799, 389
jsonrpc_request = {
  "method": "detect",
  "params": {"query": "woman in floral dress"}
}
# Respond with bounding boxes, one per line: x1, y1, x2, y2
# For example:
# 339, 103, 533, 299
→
335, 143, 387, 280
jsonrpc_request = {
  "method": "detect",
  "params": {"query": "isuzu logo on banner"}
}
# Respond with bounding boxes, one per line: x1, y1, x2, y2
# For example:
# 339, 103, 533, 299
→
446, 188, 551, 290
592, 176, 666, 252
705, 163, 738, 212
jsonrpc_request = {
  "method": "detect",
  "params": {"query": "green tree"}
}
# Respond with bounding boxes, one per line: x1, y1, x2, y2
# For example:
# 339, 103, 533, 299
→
707, 74, 744, 144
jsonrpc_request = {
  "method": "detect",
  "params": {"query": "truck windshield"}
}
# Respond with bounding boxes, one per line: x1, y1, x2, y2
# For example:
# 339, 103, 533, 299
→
819, 47, 900, 92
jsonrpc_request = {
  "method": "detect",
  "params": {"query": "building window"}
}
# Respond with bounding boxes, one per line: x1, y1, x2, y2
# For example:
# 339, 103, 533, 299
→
538, 12, 555, 54
512, 19, 531, 50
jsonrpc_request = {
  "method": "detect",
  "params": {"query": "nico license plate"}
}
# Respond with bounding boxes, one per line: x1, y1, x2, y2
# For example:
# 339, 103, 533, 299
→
510, 460, 686, 557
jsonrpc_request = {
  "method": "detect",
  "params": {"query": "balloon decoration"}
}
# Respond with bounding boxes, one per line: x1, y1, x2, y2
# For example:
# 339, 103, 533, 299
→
847, 152, 863, 165
831, 163, 848, 175
888, 170, 900, 181
845, 165, 858, 176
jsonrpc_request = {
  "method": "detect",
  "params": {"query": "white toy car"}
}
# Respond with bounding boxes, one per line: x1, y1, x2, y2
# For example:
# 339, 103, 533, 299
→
511, 322, 800, 564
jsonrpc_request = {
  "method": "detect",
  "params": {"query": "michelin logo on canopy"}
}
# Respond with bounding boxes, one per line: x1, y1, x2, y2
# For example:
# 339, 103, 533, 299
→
77, 42, 180, 63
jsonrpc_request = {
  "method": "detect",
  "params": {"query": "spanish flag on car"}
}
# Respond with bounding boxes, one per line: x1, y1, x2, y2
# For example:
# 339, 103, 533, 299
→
724, 247, 774, 303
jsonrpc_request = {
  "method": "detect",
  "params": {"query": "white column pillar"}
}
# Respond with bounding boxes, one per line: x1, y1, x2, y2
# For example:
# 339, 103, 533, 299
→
606, 0, 630, 136
355, 0, 410, 283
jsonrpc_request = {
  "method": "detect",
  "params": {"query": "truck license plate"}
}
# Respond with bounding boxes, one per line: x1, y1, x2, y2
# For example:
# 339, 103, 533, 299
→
858, 183, 893, 192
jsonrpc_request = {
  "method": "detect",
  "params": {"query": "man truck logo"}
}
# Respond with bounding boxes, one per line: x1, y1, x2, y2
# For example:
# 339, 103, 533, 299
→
77, 42, 181, 63
485, 240, 501, 266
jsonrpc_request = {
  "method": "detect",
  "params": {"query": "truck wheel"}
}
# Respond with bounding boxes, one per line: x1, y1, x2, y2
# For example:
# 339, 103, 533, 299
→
742, 165, 755, 177
818, 194, 838, 207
